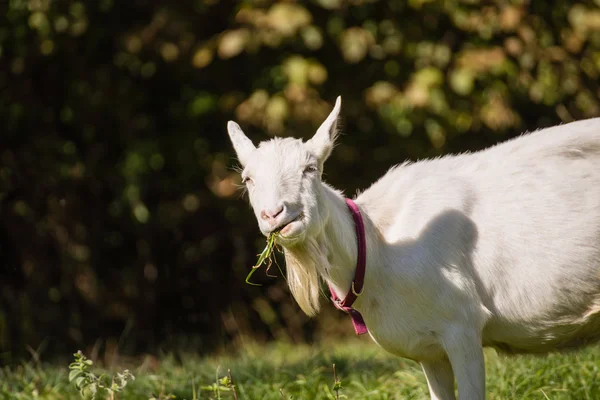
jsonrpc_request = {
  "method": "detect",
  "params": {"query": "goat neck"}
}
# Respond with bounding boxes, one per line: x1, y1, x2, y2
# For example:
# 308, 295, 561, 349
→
282, 182, 380, 317
319, 184, 364, 299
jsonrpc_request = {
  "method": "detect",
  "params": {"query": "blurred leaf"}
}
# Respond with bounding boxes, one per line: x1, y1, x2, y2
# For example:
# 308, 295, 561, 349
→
218, 29, 249, 59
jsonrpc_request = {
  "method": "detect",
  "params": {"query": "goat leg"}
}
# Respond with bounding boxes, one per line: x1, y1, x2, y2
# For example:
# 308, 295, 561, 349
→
442, 327, 486, 400
421, 357, 456, 400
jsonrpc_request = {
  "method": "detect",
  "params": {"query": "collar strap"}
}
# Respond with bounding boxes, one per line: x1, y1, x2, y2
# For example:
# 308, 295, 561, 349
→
328, 198, 368, 335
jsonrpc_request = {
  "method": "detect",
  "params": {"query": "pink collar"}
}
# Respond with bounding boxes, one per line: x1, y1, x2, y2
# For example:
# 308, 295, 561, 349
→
328, 198, 368, 335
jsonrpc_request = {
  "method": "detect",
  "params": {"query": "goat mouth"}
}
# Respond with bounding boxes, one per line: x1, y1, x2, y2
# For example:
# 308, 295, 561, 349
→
276, 213, 304, 235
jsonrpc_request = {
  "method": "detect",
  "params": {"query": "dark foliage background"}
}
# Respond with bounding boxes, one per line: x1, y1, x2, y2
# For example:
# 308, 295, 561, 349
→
2, 0, 600, 363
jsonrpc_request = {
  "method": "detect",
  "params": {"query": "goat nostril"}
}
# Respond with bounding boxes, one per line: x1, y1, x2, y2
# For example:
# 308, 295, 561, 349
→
272, 206, 284, 218
261, 206, 284, 221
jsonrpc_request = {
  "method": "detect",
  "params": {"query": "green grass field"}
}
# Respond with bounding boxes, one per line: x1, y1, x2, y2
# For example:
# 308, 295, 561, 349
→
2, 339, 600, 399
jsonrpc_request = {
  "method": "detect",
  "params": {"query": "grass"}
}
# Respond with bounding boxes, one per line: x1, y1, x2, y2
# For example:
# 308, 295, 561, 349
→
245, 233, 280, 286
2, 339, 600, 399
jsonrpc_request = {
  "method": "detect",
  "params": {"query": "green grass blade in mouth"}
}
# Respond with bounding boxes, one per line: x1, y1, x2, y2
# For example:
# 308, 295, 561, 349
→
245, 232, 278, 286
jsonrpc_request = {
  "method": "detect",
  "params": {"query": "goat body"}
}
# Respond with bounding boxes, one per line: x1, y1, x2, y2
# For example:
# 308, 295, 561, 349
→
227, 99, 600, 399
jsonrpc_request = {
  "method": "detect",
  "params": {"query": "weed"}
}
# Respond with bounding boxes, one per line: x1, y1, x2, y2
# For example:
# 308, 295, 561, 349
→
332, 363, 342, 400
200, 368, 240, 399
68, 351, 134, 400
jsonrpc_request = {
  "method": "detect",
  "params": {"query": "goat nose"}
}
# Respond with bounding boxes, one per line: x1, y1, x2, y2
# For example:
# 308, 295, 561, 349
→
260, 205, 284, 221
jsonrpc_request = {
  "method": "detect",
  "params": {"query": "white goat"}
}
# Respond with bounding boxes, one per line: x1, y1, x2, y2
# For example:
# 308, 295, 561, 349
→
227, 97, 600, 399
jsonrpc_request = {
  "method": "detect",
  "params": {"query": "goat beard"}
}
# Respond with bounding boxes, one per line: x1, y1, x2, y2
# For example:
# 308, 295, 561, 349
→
283, 236, 329, 317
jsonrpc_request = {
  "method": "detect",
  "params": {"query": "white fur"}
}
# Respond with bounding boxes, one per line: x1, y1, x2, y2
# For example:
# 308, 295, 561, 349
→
227, 98, 600, 400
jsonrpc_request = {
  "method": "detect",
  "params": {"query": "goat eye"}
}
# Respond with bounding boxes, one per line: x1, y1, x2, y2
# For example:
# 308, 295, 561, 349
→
303, 165, 318, 174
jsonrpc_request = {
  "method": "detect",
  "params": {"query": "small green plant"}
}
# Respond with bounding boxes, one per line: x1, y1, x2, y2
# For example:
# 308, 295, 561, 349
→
68, 351, 135, 400
200, 368, 238, 399
332, 364, 342, 400
227, 369, 239, 400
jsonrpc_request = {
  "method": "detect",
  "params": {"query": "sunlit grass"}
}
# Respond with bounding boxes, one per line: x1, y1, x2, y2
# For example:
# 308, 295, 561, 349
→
1, 340, 600, 399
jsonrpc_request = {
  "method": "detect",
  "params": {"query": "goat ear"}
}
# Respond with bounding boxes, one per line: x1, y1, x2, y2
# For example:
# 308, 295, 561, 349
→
227, 121, 256, 167
306, 96, 341, 163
